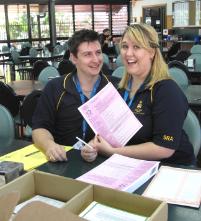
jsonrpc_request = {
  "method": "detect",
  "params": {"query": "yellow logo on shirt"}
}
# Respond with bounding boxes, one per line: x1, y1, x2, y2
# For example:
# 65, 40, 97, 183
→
163, 135, 174, 141
135, 100, 143, 113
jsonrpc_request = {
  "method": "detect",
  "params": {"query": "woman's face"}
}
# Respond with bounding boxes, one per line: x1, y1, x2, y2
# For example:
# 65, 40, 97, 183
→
120, 33, 155, 79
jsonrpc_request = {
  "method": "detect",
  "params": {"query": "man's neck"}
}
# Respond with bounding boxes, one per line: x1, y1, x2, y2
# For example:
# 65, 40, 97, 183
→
77, 72, 100, 93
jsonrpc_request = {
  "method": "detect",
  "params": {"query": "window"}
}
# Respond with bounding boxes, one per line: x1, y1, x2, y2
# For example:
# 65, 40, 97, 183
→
8, 4, 28, 40
112, 5, 128, 35
55, 5, 73, 38
94, 5, 110, 33
74, 5, 92, 31
0, 5, 6, 41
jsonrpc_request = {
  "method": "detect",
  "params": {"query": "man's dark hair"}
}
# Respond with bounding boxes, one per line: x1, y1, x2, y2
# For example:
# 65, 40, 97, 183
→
68, 29, 100, 56
103, 28, 110, 33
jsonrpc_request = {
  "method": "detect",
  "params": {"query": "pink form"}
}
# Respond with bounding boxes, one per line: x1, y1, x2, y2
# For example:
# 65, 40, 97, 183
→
78, 83, 142, 147
77, 154, 159, 193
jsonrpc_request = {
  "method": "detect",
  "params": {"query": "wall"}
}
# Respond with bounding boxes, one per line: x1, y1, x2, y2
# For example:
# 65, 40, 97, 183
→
132, 0, 176, 23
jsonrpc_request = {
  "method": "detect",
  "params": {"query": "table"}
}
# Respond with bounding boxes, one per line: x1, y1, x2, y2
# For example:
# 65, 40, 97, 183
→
8, 80, 44, 99
188, 69, 201, 84
37, 149, 201, 221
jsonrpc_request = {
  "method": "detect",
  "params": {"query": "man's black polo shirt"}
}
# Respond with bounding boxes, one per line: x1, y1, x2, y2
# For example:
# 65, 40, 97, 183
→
32, 72, 110, 146
119, 79, 195, 165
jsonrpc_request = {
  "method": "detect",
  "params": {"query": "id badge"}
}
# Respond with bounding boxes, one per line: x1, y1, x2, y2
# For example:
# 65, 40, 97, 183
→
73, 140, 84, 150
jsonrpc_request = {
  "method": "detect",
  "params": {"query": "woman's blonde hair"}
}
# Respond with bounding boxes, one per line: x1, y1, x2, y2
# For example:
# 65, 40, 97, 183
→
119, 23, 170, 90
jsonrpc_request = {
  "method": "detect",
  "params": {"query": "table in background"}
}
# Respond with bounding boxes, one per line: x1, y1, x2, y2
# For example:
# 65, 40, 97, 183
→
188, 69, 201, 84
8, 80, 44, 100
37, 149, 201, 221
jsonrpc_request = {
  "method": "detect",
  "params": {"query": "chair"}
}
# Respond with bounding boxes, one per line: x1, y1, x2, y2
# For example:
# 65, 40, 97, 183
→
31, 60, 49, 80
168, 60, 191, 80
168, 67, 189, 90
112, 66, 125, 79
190, 45, 201, 54
38, 66, 60, 85
187, 54, 201, 72
57, 59, 75, 75
0, 104, 15, 149
10, 50, 33, 80
20, 90, 42, 138
102, 53, 110, 67
29, 48, 38, 58
0, 81, 20, 117
115, 54, 123, 67
166, 42, 181, 62
174, 50, 191, 63
183, 109, 201, 158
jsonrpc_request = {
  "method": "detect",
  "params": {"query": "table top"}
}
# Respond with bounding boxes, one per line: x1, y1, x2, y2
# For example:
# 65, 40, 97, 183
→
183, 84, 201, 106
8, 80, 44, 98
37, 149, 201, 221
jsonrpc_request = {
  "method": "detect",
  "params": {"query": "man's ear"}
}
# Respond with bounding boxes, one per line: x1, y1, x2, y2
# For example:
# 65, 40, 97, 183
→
70, 53, 76, 65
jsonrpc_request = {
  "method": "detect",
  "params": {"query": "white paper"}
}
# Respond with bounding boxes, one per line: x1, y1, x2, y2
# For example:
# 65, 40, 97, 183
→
14, 195, 65, 213
79, 201, 147, 221
143, 166, 201, 208
77, 154, 159, 193
78, 82, 142, 147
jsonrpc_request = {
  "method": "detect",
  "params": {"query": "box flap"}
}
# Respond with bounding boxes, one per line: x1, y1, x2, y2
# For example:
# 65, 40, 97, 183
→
13, 201, 87, 221
0, 191, 20, 221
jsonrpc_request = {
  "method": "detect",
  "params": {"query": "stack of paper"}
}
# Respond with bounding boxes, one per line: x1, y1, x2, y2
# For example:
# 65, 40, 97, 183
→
77, 154, 159, 193
78, 82, 142, 147
0, 144, 72, 171
79, 201, 147, 221
143, 166, 201, 208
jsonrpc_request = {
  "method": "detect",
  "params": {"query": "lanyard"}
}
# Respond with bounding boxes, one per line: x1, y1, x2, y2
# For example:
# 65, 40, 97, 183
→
123, 80, 143, 108
74, 75, 101, 139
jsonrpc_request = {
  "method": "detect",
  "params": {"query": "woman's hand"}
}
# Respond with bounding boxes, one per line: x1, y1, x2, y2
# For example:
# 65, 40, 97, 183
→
94, 135, 114, 156
81, 140, 98, 162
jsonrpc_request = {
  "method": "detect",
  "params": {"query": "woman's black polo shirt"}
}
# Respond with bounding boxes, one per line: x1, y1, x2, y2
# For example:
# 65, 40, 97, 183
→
119, 79, 195, 165
32, 72, 110, 146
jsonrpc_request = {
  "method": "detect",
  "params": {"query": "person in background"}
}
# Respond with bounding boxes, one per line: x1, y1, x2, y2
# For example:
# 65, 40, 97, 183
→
81, 23, 195, 166
99, 28, 116, 56
32, 29, 111, 162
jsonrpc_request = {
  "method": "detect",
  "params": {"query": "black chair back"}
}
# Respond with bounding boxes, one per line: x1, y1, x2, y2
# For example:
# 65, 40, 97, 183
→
32, 60, 49, 80
57, 59, 76, 75
0, 81, 20, 117
20, 90, 42, 127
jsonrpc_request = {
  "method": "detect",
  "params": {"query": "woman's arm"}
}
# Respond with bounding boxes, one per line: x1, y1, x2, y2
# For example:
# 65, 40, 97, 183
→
93, 135, 175, 160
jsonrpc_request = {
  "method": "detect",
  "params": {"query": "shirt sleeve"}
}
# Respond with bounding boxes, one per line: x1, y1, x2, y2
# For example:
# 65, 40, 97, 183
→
32, 79, 61, 134
152, 80, 189, 150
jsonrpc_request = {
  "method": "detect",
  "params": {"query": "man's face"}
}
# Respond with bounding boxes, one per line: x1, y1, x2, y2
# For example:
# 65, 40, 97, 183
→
71, 41, 103, 78
104, 31, 110, 37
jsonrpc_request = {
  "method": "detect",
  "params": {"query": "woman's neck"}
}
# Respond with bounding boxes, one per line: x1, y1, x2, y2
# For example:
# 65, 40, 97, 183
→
130, 76, 145, 98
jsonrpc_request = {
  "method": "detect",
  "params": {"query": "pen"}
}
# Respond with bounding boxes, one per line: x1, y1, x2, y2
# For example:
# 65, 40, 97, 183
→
25, 151, 40, 157
76, 137, 93, 149
193, 98, 201, 101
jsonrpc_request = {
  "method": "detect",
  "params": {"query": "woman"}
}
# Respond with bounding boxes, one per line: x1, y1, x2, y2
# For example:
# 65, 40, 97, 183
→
81, 23, 195, 165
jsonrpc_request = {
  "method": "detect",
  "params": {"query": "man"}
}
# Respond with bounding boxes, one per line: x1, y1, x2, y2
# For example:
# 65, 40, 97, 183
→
99, 28, 116, 56
32, 29, 110, 162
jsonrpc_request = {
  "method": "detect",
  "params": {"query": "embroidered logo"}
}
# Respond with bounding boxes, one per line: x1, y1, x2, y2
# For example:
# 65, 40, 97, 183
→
163, 135, 174, 141
135, 100, 143, 113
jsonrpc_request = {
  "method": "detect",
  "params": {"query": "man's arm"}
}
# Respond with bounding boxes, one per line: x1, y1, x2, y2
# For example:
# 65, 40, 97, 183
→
32, 128, 67, 162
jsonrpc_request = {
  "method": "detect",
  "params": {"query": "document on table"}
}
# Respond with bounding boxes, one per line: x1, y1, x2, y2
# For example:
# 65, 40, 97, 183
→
78, 82, 142, 147
0, 144, 72, 171
77, 154, 159, 193
143, 166, 201, 208
79, 201, 147, 221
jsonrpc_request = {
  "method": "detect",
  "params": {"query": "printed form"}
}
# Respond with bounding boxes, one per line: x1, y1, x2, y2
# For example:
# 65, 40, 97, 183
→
143, 166, 201, 208
77, 154, 159, 193
78, 82, 142, 147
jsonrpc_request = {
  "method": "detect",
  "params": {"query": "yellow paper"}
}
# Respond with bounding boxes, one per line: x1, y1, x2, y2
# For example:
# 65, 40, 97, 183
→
0, 144, 72, 171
